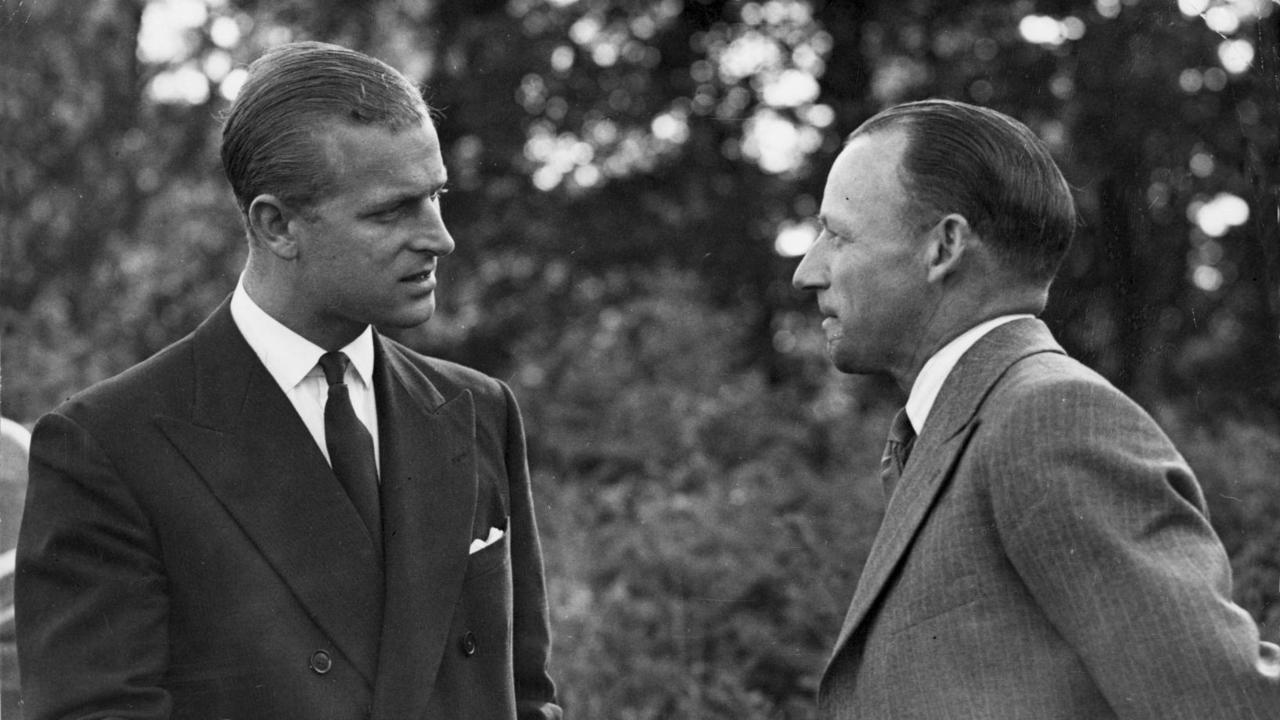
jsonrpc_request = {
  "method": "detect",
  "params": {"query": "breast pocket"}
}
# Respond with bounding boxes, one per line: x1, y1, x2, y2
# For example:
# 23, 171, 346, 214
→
465, 530, 510, 582
882, 496, 994, 634
889, 571, 983, 635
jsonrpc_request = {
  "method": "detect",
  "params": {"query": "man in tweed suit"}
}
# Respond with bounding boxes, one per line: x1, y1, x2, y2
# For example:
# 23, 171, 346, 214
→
792, 99, 1279, 718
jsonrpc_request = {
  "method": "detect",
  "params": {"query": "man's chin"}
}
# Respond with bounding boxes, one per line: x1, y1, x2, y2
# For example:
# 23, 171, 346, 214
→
826, 341, 855, 372
376, 302, 436, 338
390, 298, 437, 328
829, 349, 872, 376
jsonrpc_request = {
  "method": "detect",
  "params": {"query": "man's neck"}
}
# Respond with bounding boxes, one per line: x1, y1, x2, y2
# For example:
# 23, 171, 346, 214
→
893, 289, 1047, 393
902, 314, 1034, 432
241, 267, 366, 351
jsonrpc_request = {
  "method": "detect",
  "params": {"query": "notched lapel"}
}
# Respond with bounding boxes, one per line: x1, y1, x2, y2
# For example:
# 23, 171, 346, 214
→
825, 420, 981, 670
370, 341, 479, 720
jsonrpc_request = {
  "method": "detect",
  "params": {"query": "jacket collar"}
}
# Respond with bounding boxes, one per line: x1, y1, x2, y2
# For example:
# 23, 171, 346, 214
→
822, 318, 1065, 679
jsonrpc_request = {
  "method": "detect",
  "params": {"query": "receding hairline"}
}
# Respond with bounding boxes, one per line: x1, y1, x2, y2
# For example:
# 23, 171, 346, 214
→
834, 123, 939, 233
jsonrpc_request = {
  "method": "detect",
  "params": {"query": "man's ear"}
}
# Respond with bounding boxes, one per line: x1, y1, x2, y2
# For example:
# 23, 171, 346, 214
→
247, 195, 301, 261
924, 213, 971, 283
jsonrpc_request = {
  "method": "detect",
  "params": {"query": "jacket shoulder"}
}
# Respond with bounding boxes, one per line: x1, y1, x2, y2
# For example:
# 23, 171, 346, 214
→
977, 347, 1185, 474
988, 350, 1139, 419
50, 331, 198, 422
379, 337, 509, 403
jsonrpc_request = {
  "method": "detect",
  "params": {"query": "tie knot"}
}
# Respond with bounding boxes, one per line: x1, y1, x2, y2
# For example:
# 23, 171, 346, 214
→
889, 407, 915, 446
879, 407, 916, 502
318, 352, 351, 387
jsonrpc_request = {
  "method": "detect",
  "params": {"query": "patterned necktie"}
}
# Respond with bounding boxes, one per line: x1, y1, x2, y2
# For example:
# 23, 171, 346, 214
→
318, 351, 382, 546
879, 407, 916, 501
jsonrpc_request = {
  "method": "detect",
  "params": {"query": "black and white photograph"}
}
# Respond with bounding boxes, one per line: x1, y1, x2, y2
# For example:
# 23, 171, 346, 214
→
2, 1, 1278, 718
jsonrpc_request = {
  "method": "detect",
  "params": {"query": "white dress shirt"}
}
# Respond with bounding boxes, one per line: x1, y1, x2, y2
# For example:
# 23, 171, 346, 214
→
905, 314, 1032, 435
229, 279, 381, 473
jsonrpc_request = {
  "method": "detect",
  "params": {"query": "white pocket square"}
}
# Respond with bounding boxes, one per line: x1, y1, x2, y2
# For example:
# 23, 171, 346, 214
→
468, 527, 505, 554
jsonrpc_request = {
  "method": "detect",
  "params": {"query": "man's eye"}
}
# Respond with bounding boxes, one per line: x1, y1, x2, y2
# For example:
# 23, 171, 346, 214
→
430, 187, 449, 203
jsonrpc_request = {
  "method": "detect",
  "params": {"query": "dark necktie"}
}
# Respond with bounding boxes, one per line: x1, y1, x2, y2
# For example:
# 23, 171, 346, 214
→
318, 351, 382, 546
880, 407, 916, 501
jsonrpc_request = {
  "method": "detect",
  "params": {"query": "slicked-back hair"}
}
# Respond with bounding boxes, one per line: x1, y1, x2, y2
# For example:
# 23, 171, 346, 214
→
851, 99, 1076, 283
221, 41, 433, 218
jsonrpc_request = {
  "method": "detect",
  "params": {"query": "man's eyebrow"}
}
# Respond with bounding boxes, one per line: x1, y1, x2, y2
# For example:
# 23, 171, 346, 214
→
359, 192, 416, 215
371, 181, 445, 207
370, 192, 417, 207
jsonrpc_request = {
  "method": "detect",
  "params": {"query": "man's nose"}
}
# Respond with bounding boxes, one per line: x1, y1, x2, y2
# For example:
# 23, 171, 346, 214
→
415, 205, 456, 256
792, 249, 825, 291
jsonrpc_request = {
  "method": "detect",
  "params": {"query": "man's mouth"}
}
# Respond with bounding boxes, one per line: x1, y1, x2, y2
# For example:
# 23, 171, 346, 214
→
401, 269, 434, 284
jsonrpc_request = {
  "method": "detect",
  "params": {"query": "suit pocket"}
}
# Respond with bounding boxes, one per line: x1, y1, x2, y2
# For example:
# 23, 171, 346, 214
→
465, 532, 510, 581
886, 571, 983, 636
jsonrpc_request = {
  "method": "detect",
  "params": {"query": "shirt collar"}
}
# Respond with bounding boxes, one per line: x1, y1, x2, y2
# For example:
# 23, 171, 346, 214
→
905, 314, 1032, 433
229, 277, 375, 393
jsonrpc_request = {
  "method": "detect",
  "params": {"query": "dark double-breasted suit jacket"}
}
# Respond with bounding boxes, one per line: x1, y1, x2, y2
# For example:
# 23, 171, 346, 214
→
819, 318, 1280, 719
16, 300, 561, 719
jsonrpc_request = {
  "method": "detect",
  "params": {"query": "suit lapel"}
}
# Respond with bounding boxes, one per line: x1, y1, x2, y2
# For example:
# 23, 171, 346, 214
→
155, 301, 385, 685
825, 419, 979, 663
823, 318, 1066, 675
369, 338, 478, 720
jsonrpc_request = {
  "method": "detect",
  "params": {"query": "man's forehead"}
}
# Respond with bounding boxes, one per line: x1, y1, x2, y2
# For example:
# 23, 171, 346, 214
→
313, 119, 445, 191
313, 117, 437, 153
818, 129, 912, 222
829, 129, 908, 185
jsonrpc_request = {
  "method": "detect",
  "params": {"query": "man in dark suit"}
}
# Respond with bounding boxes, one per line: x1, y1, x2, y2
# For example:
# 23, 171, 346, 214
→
793, 99, 1279, 718
16, 42, 561, 720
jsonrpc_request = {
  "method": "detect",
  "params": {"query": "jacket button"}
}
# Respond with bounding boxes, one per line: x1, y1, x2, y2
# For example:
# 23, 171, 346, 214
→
459, 631, 477, 657
309, 649, 333, 674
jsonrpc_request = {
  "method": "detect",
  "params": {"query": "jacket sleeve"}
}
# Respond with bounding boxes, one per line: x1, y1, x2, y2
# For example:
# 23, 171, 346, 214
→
16, 410, 173, 720
987, 376, 1280, 719
499, 382, 563, 720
